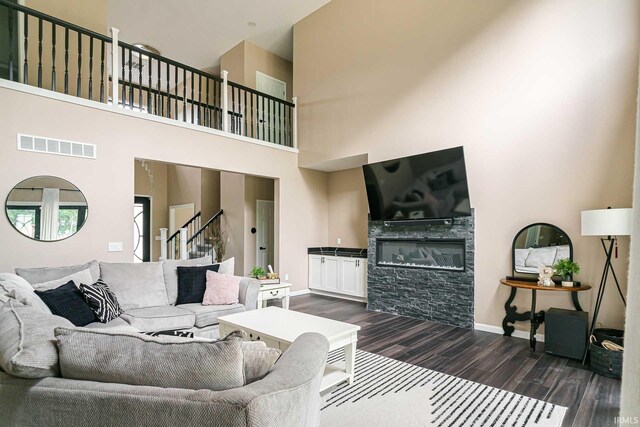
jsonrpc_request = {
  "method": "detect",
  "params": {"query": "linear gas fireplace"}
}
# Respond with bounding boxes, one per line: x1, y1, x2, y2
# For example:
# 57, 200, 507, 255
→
376, 239, 465, 272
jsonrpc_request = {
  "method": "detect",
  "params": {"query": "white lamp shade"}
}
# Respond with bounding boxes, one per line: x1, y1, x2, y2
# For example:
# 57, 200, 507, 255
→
581, 208, 633, 236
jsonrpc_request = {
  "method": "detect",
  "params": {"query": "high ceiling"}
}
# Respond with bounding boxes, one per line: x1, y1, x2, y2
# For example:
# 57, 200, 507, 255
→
107, 0, 331, 71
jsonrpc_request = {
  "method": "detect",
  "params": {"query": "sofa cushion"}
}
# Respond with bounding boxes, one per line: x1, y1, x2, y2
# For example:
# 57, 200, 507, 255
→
99, 262, 168, 311
15, 260, 100, 285
55, 327, 245, 391
34, 282, 97, 327
177, 303, 245, 328
176, 264, 220, 305
120, 306, 195, 332
203, 271, 240, 305
0, 273, 51, 314
241, 340, 281, 384
524, 246, 558, 268
216, 257, 235, 275
32, 268, 94, 291
0, 300, 74, 378
84, 317, 141, 334
161, 256, 212, 305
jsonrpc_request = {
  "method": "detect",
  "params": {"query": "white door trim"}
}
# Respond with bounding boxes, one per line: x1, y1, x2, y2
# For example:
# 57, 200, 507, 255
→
134, 194, 153, 260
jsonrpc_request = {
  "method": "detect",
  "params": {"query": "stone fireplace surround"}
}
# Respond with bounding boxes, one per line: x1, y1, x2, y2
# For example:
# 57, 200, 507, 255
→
366, 212, 474, 329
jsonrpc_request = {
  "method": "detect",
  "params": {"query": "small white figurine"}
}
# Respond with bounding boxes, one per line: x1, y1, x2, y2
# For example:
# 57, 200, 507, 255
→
537, 266, 555, 287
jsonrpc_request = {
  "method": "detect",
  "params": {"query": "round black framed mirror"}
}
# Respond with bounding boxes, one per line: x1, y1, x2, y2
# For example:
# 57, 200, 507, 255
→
511, 223, 572, 280
5, 176, 88, 242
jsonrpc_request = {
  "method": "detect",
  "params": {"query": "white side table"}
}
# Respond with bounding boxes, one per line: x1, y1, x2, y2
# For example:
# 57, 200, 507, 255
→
257, 282, 292, 309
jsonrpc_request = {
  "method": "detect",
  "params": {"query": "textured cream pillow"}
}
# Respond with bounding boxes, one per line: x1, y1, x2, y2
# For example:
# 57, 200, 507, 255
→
241, 340, 281, 384
32, 269, 94, 291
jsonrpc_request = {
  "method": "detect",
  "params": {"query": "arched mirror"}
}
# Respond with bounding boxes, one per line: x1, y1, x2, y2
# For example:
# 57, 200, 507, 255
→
511, 223, 572, 280
5, 176, 88, 242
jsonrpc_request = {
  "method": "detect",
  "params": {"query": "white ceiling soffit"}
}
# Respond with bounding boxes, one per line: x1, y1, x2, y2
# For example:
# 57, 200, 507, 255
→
302, 153, 370, 172
107, 0, 331, 70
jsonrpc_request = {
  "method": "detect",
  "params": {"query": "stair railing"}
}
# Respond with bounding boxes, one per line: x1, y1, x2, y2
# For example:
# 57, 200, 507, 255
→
164, 211, 201, 260
185, 209, 224, 262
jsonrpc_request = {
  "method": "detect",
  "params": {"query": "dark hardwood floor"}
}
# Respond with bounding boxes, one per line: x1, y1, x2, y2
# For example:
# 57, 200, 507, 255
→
287, 294, 621, 427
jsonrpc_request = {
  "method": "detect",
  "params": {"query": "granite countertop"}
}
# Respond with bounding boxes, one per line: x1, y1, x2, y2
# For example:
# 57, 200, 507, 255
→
307, 247, 368, 258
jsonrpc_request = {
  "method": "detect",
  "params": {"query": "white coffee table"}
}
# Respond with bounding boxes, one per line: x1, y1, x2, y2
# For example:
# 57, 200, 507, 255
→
218, 307, 360, 392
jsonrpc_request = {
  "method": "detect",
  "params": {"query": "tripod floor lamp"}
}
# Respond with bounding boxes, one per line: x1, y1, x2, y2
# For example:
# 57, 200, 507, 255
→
581, 207, 633, 364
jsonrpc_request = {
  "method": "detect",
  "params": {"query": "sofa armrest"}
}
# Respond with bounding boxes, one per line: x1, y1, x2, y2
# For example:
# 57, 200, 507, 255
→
238, 277, 260, 310
0, 333, 330, 427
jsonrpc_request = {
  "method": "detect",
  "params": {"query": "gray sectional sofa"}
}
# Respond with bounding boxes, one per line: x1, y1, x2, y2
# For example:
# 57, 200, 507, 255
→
15, 257, 260, 338
0, 258, 330, 426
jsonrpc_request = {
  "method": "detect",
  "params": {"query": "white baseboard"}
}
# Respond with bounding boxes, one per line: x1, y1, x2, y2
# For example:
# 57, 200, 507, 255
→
309, 289, 367, 303
289, 289, 311, 297
474, 322, 545, 343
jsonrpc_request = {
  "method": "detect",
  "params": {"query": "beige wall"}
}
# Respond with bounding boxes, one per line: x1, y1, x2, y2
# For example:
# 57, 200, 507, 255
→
220, 171, 246, 275
0, 86, 328, 292
167, 164, 201, 212
294, 0, 639, 330
220, 41, 293, 100
201, 169, 221, 220
244, 175, 275, 273
134, 160, 168, 261
327, 168, 368, 248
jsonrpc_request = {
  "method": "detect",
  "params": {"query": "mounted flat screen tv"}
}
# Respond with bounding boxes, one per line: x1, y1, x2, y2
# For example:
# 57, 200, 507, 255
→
362, 146, 471, 222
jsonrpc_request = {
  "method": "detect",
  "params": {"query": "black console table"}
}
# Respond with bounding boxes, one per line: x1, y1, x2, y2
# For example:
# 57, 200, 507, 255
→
499, 279, 591, 352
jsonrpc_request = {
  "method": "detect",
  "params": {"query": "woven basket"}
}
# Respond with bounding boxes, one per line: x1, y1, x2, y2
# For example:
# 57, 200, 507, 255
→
590, 336, 623, 379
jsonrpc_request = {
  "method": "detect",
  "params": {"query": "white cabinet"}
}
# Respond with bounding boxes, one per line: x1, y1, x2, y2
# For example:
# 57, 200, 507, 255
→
308, 254, 367, 298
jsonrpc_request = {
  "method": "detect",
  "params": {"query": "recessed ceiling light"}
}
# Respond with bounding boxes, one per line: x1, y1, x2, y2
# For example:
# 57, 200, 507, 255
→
132, 43, 161, 57
247, 21, 257, 28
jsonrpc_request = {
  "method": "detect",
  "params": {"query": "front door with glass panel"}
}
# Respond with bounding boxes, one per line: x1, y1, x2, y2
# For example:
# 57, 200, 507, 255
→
134, 196, 151, 262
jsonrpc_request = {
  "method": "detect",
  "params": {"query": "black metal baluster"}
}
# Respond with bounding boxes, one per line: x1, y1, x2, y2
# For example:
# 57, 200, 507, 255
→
50, 23, 56, 91
174, 65, 178, 118
261, 96, 265, 140
244, 90, 247, 136
190, 71, 194, 124
138, 50, 142, 109
99, 40, 104, 102
288, 104, 292, 147
166, 62, 171, 118
64, 27, 69, 93
198, 74, 202, 125
120, 45, 125, 106
88, 36, 94, 100
249, 92, 255, 138
76, 32, 82, 97
8, 7, 13, 81
128, 48, 133, 108
231, 86, 236, 133
156, 59, 161, 115
37, 18, 42, 87
23, 13, 28, 84
182, 67, 186, 121
205, 77, 210, 127
268, 98, 272, 142
147, 57, 152, 113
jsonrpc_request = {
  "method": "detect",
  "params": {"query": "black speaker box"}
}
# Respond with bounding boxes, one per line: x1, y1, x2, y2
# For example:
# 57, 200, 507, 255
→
545, 308, 588, 360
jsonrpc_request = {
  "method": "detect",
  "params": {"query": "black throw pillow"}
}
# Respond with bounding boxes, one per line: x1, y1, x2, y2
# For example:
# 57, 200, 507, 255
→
176, 264, 220, 304
35, 281, 97, 326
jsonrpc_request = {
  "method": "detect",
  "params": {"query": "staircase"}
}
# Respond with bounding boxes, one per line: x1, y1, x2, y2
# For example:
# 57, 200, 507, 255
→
163, 209, 224, 261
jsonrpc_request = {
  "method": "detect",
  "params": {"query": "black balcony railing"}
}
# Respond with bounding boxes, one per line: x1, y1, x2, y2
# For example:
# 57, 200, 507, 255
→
0, 0, 295, 147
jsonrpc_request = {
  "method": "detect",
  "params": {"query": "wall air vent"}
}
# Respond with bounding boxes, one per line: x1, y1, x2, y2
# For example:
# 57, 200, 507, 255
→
17, 134, 97, 159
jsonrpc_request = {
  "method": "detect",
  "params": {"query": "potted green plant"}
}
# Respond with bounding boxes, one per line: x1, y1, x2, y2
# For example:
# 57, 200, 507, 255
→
553, 258, 580, 287
250, 266, 267, 280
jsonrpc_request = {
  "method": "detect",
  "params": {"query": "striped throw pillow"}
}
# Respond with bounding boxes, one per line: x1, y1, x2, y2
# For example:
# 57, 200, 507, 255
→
79, 280, 122, 323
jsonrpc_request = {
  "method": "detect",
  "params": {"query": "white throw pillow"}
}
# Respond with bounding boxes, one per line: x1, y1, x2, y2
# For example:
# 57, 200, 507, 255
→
514, 248, 530, 268
217, 257, 235, 275
552, 245, 571, 266
32, 268, 94, 291
524, 247, 558, 268
0, 273, 51, 314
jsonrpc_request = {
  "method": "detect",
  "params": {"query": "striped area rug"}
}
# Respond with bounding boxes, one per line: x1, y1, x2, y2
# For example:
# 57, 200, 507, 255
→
320, 349, 566, 427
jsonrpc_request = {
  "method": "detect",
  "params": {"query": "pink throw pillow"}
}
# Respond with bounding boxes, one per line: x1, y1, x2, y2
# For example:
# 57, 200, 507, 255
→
203, 270, 240, 305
